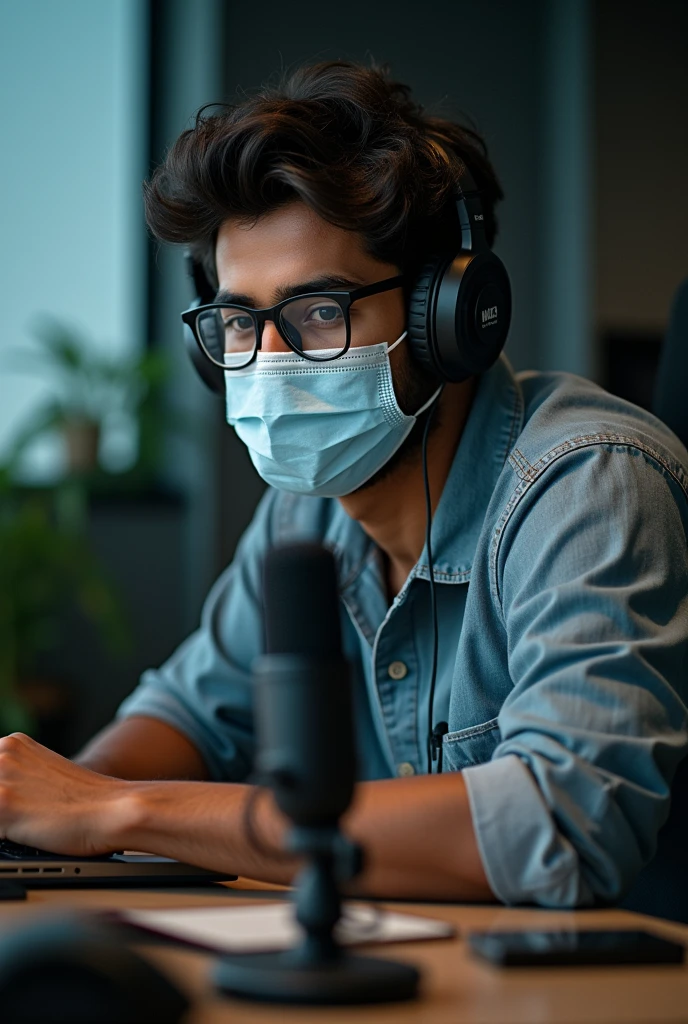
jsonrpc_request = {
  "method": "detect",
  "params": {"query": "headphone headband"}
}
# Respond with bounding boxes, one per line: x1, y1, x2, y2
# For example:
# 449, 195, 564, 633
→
429, 144, 488, 256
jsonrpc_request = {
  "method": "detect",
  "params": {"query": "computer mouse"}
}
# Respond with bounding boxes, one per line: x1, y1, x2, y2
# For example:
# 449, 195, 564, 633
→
0, 914, 189, 1023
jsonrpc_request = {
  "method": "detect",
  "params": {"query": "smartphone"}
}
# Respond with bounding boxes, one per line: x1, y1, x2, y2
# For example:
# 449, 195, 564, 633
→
467, 929, 685, 967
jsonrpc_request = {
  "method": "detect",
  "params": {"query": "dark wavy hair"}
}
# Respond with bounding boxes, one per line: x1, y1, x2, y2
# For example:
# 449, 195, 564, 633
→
143, 60, 504, 288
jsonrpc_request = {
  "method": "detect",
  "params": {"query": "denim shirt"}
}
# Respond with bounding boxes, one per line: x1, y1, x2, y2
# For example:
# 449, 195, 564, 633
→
118, 355, 688, 917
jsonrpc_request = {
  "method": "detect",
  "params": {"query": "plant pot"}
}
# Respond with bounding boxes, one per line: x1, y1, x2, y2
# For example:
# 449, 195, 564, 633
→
63, 419, 100, 474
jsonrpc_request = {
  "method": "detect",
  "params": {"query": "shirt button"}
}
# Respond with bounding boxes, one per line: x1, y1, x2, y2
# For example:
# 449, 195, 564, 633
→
397, 762, 415, 777
388, 660, 408, 680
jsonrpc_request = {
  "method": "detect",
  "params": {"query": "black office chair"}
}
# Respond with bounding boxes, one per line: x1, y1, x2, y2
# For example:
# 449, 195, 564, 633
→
624, 277, 688, 923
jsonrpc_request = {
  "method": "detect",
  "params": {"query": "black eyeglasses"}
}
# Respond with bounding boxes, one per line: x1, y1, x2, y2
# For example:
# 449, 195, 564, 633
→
181, 275, 405, 370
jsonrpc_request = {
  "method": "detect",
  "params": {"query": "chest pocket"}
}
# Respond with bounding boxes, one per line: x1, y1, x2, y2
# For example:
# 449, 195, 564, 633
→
442, 718, 501, 772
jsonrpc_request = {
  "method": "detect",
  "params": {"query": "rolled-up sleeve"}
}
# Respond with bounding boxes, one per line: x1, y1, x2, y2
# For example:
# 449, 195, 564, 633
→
463, 444, 688, 907
116, 489, 279, 780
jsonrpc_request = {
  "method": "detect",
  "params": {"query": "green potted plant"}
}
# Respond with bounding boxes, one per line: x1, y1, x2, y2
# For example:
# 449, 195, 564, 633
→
2, 315, 193, 485
0, 468, 130, 737
0, 316, 197, 738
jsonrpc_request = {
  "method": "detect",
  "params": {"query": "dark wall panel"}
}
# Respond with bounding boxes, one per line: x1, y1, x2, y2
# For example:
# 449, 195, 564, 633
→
36, 496, 187, 754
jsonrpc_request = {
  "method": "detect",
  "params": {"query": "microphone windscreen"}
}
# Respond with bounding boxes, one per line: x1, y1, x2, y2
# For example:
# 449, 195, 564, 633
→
262, 543, 342, 658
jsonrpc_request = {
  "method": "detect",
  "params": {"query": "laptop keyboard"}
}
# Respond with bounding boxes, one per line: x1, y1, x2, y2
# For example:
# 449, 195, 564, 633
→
0, 838, 117, 861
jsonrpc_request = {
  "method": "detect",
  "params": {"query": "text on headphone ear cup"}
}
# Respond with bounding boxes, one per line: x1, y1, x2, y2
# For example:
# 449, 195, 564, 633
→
407, 251, 512, 383
433, 252, 511, 381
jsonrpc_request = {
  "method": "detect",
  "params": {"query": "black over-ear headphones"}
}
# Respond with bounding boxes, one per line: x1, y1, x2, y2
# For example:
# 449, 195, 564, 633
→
406, 163, 511, 382
183, 161, 511, 392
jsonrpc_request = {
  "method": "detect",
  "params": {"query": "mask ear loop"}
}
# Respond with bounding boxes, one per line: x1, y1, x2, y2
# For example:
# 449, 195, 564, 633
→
386, 329, 408, 355
387, 331, 443, 418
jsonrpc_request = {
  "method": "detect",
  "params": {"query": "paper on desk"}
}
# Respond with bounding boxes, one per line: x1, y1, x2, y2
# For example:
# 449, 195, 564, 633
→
121, 902, 454, 954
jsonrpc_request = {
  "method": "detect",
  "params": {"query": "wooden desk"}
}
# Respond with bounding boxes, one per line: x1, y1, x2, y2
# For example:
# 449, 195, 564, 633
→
1, 880, 687, 1023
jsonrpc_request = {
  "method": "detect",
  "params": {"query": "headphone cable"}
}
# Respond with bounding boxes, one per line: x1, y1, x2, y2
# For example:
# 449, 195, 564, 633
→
421, 386, 445, 774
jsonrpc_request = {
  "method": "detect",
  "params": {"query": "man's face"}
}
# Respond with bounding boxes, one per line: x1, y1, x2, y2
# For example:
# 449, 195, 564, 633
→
215, 201, 440, 485
216, 202, 428, 409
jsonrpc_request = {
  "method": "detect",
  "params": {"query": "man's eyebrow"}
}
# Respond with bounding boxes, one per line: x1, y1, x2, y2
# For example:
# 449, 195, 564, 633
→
213, 275, 365, 307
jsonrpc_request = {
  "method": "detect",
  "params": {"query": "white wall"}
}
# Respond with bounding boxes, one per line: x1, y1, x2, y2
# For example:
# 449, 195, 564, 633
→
0, 0, 148, 478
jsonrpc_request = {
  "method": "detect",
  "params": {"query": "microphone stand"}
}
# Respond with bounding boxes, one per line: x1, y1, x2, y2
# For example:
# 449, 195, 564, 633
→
214, 818, 419, 1004
289, 825, 360, 966
214, 544, 420, 1004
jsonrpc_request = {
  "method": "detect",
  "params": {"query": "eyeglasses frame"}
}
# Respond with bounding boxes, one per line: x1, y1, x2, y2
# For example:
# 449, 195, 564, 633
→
180, 274, 406, 369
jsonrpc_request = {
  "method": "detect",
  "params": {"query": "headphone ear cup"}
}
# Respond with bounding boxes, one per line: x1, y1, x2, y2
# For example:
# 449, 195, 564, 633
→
434, 251, 511, 382
183, 253, 225, 394
183, 304, 226, 395
407, 251, 511, 383
407, 257, 446, 378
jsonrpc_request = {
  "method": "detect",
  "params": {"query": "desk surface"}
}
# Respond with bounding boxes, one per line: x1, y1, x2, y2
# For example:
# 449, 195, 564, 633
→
1, 879, 687, 1023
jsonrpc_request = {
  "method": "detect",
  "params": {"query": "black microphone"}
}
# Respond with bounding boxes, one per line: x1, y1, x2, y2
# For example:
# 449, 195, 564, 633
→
256, 542, 356, 826
214, 542, 420, 1005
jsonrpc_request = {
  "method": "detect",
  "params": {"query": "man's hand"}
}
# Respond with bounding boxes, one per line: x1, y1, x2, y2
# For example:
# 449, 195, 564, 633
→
0, 733, 129, 856
0, 733, 494, 902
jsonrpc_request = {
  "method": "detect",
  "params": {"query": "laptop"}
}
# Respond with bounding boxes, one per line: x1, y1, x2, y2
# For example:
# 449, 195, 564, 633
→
0, 838, 236, 888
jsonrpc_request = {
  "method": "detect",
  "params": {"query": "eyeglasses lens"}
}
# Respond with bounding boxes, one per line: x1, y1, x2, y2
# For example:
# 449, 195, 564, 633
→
280, 296, 347, 359
197, 307, 257, 367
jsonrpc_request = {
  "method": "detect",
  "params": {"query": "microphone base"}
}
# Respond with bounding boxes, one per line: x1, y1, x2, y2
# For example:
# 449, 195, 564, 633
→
214, 949, 420, 1005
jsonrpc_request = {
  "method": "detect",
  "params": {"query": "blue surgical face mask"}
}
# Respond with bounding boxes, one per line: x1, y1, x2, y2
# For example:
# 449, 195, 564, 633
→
224, 332, 441, 498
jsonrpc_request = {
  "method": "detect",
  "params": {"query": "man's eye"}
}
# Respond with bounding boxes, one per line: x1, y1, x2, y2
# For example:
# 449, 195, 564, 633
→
306, 305, 342, 324
224, 315, 253, 332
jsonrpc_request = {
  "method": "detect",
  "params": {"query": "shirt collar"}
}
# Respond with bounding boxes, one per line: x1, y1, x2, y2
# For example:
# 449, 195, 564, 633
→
326, 354, 524, 589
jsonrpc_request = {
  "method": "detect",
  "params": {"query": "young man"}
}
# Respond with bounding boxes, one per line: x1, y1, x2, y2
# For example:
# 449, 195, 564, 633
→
0, 62, 686, 916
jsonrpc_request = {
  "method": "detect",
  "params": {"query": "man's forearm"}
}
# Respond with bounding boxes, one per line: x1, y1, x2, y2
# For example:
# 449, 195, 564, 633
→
75, 716, 210, 781
111, 772, 495, 901
344, 773, 494, 900
0, 732, 494, 900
